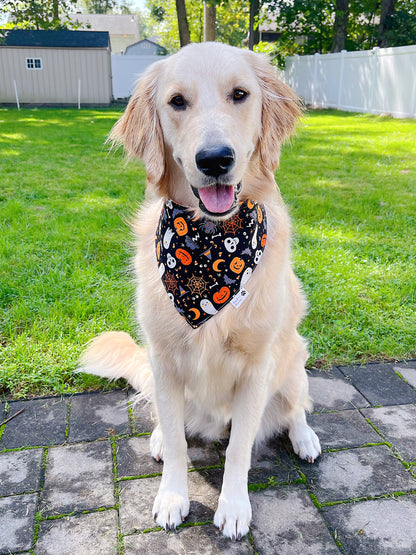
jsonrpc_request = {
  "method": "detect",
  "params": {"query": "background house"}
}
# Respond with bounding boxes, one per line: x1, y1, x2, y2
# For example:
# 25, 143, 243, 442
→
67, 13, 140, 54
0, 29, 112, 105
124, 38, 167, 56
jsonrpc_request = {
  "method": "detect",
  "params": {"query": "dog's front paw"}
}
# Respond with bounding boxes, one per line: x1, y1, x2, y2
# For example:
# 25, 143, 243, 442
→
289, 424, 321, 463
214, 493, 252, 541
152, 488, 189, 531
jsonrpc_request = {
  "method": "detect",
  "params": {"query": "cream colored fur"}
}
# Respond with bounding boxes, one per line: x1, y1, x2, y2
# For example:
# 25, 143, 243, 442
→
79, 42, 321, 541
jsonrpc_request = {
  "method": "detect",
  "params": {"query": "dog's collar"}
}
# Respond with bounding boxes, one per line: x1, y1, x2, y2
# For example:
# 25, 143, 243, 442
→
155, 198, 267, 328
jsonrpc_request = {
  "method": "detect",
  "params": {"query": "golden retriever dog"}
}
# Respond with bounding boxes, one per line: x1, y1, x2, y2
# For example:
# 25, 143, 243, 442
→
79, 42, 321, 541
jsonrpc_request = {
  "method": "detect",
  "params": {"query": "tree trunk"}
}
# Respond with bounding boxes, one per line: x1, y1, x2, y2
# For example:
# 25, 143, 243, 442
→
249, 0, 260, 50
52, 0, 59, 23
175, 0, 191, 47
331, 0, 349, 52
204, 1, 216, 42
378, 0, 396, 47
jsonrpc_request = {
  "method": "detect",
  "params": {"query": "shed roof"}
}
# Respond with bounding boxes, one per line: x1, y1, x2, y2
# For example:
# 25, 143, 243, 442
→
0, 29, 110, 48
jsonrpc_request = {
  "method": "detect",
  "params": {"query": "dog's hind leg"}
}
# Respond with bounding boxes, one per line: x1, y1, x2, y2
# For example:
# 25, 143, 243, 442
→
149, 424, 164, 462
288, 406, 321, 463
257, 332, 321, 462
257, 389, 321, 463
283, 344, 321, 462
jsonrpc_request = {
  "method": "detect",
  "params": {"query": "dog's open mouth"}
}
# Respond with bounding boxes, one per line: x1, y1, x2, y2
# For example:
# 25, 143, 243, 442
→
192, 183, 241, 217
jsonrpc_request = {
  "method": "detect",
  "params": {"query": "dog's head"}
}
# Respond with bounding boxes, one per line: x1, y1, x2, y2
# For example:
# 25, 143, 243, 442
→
109, 42, 302, 219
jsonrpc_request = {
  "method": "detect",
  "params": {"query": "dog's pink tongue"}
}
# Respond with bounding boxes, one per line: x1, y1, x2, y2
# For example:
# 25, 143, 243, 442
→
198, 185, 234, 214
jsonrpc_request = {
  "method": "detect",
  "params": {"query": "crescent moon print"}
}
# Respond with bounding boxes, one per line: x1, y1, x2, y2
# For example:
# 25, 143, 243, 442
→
155, 199, 267, 328
212, 259, 225, 272
189, 307, 201, 320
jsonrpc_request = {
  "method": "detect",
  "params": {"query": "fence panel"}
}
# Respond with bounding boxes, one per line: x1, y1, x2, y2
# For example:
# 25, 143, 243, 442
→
284, 45, 416, 118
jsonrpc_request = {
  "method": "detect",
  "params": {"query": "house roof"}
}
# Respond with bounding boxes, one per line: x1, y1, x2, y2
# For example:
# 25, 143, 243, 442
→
67, 13, 139, 36
125, 38, 167, 55
0, 29, 110, 48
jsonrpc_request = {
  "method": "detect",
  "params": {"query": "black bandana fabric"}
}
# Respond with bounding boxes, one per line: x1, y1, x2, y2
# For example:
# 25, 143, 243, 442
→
155, 199, 267, 328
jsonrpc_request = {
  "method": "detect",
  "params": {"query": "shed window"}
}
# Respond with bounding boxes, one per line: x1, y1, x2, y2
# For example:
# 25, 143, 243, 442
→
26, 58, 42, 70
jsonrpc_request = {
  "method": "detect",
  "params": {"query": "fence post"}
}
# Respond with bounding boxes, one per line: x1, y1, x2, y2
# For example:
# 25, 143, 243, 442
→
293, 54, 299, 92
337, 50, 346, 110
13, 80, 20, 110
369, 47, 379, 114
78, 79, 81, 110
312, 52, 320, 107
412, 77, 416, 119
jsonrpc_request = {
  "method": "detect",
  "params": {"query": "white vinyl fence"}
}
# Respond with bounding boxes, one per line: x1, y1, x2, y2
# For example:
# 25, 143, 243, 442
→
284, 45, 416, 119
111, 53, 160, 100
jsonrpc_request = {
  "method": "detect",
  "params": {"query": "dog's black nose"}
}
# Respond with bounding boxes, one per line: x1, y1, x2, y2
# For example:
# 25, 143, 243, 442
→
195, 146, 235, 178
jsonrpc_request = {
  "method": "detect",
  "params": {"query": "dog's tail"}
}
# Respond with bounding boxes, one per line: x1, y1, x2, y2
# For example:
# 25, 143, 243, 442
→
78, 331, 153, 400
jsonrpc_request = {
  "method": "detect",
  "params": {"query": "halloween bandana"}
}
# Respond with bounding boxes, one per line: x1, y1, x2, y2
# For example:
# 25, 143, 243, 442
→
155, 199, 267, 328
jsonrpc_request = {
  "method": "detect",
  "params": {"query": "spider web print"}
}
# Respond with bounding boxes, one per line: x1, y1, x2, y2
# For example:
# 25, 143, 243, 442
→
186, 274, 208, 296
221, 214, 243, 234
164, 271, 178, 293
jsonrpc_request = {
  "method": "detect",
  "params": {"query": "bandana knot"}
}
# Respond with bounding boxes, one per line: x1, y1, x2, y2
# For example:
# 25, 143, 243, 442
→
155, 199, 267, 328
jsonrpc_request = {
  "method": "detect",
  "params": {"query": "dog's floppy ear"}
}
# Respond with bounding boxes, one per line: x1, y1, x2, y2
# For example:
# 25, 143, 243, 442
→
108, 60, 166, 189
247, 52, 303, 171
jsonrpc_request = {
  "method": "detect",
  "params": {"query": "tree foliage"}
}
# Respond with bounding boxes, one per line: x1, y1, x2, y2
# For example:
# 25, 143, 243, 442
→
0, 0, 81, 29
80, 0, 133, 13
262, 0, 416, 66
146, 0, 249, 52
81, 0, 117, 13
145, 0, 415, 64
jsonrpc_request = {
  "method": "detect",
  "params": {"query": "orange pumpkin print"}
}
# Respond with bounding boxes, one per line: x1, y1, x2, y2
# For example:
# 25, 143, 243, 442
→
247, 200, 255, 209
175, 248, 192, 265
230, 257, 245, 274
213, 286, 230, 304
174, 217, 188, 236
261, 233, 267, 247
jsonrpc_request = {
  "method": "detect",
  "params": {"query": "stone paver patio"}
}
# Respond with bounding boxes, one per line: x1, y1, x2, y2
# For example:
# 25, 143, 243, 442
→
0, 361, 415, 554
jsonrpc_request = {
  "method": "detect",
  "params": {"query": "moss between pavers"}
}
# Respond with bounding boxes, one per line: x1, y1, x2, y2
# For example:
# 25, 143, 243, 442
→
363, 416, 416, 471
317, 490, 416, 509
248, 475, 304, 492
111, 438, 124, 555
247, 531, 260, 555
331, 528, 344, 550
324, 441, 388, 453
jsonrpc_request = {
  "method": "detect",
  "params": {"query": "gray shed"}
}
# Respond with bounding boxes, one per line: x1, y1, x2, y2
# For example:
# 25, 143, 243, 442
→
0, 29, 112, 105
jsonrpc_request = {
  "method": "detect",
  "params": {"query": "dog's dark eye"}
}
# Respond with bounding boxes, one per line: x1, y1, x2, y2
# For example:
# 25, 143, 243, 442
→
232, 89, 248, 103
169, 94, 186, 110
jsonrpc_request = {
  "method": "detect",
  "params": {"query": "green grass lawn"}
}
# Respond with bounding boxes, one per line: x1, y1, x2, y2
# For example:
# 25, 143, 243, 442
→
1, 107, 415, 398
